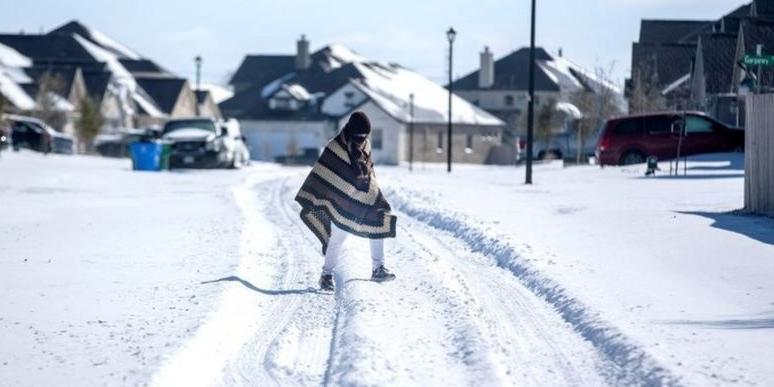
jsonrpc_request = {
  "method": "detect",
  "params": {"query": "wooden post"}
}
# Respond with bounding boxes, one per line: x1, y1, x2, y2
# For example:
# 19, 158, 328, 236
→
745, 93, 774, 215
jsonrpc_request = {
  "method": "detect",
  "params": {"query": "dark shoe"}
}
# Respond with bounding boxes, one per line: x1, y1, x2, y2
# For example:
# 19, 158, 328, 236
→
319, 274, 334, 291
371, 265, 396, 282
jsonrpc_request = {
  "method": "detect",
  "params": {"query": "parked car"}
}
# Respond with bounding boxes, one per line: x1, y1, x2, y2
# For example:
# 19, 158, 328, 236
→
94, 128, 157, 158
6, 114, 75, 155
596, 111, 744, 166
162, 117, 250, 169
516, 130, 600, 162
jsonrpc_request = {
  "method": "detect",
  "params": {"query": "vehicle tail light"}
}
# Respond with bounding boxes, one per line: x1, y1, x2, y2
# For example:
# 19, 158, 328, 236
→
597, 125, 611, 151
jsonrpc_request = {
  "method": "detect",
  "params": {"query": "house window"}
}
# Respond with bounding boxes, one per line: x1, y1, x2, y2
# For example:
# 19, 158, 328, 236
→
505, 95, 514, 106
465, 134, 474, 153
371, 128, 383, 150
436, 131, 443, 153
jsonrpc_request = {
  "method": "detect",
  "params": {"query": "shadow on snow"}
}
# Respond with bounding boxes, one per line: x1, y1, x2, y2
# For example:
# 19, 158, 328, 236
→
201, 275, 319, 295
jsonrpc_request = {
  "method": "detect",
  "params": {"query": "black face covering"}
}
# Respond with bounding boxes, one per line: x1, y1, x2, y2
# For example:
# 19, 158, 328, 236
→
347, 135, 371, 180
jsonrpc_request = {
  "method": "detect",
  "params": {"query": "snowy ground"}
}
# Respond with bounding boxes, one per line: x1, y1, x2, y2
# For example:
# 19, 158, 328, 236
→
1, 150, 772, 386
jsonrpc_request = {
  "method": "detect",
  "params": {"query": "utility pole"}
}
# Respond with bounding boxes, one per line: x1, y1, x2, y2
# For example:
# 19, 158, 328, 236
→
194, 55, 202, 117
446, 27, 456, 173
409, 93, 415, 172
525, 0, 536, 184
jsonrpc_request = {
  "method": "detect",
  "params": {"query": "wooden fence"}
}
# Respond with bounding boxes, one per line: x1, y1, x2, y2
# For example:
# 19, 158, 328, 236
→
745, 93, 774, 215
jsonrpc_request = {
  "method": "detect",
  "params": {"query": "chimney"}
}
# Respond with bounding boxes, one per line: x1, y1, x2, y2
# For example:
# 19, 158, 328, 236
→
296, 34, 311, 71
478, 46, 494, 89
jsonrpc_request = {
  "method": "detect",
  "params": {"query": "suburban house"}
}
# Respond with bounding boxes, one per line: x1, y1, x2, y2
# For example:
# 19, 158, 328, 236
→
450, 46, 623, 146
0, 20, 203, 147
134, 77, 196, 127
220, 36, 505, 164
627, 0, 774, 127
195, 90, 222, 119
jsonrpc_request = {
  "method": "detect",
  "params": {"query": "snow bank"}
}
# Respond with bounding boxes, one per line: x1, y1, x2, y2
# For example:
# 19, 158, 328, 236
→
383, 187, 680, 386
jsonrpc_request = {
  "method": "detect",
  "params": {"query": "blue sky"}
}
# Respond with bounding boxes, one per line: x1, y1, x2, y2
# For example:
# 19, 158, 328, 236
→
2, 0, 748, 88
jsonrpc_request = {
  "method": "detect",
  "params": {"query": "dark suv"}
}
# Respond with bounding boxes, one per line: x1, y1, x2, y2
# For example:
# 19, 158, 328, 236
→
161, 117, 250, 168
6, 115, 75, 154
596, 112, 744, 166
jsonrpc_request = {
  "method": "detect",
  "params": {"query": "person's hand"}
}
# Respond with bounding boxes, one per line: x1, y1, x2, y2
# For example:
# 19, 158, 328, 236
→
355, 175, 370, 190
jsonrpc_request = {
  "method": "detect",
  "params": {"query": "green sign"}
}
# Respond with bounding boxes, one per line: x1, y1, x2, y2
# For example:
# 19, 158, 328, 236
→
743, 54, 774, 66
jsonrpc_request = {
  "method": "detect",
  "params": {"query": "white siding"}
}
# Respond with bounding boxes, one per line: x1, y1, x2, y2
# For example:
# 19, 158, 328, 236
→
240, 120, 330, 161
336, 101, 404, 165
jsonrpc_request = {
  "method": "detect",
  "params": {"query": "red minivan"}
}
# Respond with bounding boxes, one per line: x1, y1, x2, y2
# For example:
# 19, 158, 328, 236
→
596, 111, 744, 166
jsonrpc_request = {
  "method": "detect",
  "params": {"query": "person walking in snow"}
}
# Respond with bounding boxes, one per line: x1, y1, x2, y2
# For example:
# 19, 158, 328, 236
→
295, 111, 397, 291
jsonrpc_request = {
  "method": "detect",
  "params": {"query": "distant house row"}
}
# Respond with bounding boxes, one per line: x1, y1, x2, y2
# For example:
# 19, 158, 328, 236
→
627, 0, 774, 127
0, 21, 221, 144
220, 36, 505, 165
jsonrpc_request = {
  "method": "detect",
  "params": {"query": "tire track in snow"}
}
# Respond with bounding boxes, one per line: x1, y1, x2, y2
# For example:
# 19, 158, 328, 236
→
400, 219, 616, 386
150, 173, 334, 387
385, 187, 681, 386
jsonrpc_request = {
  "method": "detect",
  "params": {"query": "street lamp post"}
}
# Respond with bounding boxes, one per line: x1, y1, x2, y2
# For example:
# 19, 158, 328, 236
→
525, 0, 536, 184
446, 27, 456, 173
194, 55, 202, 117
409, 93, 415, 172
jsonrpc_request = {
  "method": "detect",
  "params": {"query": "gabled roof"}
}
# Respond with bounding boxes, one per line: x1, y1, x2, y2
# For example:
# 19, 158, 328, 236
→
726, 4, 753, 18
698, 33, 738, 93
0, 34, 94, 63
451, 47, 560, 92
639, 20, 714, 44
194, 90, 210, 104
47, 20, 141, 60
82, 71, 112, 100
119, 59, 171, 75
23, 65, 83, 96
135, 77, 187, 114
219, 84, 327, 121
229, 55, 295, 87
631, 42, 696, 87
753, 0, 774, 18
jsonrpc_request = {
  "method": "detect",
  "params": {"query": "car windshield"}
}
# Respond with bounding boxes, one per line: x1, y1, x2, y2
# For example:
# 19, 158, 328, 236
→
162, 120, 217, 135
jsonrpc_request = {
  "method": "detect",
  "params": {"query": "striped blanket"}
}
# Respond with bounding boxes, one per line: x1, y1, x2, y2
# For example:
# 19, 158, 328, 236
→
295, 133, 397, 254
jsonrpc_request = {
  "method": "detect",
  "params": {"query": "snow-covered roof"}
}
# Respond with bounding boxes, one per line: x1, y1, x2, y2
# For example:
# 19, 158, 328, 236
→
555, 101, 583, 119
661, 73, 690, 95
0, 70, 36, 110
74, 33, 164, 118
0, 42, 31, 68
351, 62, 503, 126
196, 83, 234, 104
49, 20, 141, 60
320, 44, 368, 70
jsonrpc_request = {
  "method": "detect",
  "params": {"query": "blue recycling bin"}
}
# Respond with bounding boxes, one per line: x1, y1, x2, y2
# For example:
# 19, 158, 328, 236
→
130, 141, 165, 171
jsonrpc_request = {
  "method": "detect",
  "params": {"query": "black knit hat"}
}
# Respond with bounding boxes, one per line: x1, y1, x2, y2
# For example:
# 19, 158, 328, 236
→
344, 111, 371, 137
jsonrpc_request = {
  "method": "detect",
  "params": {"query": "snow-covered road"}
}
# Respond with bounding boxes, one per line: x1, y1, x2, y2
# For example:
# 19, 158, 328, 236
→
152, 173, 624, 386
4, 151, 770, 386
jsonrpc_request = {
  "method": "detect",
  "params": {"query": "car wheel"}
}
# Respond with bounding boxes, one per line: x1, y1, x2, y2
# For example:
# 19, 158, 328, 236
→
619, 150, 646, 165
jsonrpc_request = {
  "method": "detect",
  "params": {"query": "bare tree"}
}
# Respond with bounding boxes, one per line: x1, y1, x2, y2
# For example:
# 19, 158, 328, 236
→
570, 66, 623, 164
76, 96, 104, 153
536, 98, 557, 157
33, 72, 69, 131
629, 57, 666, 114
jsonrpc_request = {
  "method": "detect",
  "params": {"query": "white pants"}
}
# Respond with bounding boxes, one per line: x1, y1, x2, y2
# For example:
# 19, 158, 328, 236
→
323, 223, 384, 275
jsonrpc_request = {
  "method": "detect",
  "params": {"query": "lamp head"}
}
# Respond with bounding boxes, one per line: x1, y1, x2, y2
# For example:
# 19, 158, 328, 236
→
447, 27, 456, 43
